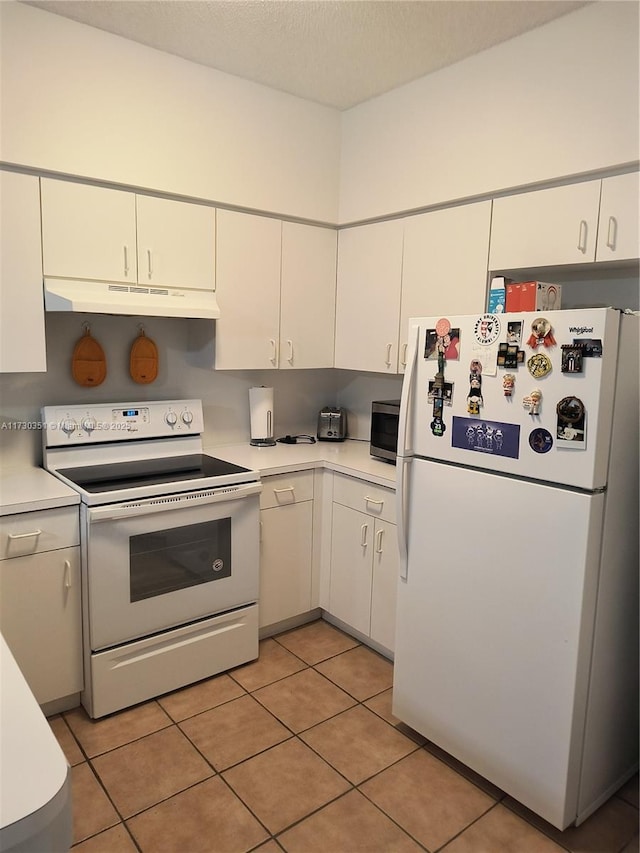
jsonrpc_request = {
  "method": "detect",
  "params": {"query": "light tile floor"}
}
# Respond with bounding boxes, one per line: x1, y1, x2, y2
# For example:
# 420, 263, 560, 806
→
49, 619, 639, 853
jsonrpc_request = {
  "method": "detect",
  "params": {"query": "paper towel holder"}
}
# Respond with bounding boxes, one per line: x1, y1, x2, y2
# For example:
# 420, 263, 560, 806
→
249, 386, 277, 447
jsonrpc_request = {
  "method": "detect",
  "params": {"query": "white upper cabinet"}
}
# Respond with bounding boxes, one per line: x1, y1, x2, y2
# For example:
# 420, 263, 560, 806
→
41, 179, 215, 290
280, 222, 337, 369
0, 171, 46, 373
399, 201, 491, 371
41, 179, 137, 282
215, 212, 337, 370
334, 219, 404, 373
596, 173, 640, 262
135, 195, 215, 291
215, 209, 282, 370
489, 180, 602, 269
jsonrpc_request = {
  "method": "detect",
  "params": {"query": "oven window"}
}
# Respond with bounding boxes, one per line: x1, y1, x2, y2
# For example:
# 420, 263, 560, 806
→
129, 518, 232, 602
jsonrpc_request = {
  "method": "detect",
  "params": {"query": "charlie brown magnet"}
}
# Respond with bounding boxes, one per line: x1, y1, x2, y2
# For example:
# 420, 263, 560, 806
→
527, 317, 556, 349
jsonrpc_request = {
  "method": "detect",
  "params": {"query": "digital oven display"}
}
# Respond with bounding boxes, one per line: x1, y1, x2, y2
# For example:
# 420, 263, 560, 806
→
122, 410, 139, 417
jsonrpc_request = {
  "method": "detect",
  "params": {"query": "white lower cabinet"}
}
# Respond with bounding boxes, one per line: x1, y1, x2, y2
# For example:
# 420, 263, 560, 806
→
0, 507, 82, 707
329, 474, 398, 652
259, 471, 314, 628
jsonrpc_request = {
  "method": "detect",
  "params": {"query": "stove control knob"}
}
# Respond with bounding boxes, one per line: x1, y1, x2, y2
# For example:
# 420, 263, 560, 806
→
61, 418, 77, 435
81, 417, 97, 434
165, 411, 178, 427
181, 410, 194, 426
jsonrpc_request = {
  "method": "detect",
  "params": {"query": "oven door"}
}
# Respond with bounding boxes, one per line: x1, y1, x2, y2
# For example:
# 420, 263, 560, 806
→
84, 482, 261, 650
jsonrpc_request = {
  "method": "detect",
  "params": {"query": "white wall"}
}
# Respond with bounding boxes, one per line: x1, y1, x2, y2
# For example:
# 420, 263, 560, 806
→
339, 2, 640, 223
0, 2, 340, 223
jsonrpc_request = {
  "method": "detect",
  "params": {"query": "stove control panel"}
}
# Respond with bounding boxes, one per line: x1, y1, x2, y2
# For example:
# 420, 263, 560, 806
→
41, 400, 205, 446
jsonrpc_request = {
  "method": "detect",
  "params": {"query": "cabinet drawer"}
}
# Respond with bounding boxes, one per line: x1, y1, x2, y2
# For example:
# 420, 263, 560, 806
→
0, 507, 79, 559
260, 471, 314, 509
333, 473, 395, 523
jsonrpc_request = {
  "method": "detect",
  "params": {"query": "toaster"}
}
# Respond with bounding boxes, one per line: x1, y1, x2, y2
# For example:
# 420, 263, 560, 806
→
317, 406, 347, 441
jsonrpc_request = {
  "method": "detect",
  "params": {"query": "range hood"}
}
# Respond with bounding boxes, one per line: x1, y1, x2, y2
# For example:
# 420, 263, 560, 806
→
44, 278, 220, 319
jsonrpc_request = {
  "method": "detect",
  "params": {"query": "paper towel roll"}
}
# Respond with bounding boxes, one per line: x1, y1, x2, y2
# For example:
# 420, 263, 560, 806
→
249, 386, 276, 446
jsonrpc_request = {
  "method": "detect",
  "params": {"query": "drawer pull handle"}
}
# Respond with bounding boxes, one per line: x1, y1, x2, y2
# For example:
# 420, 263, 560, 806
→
7, 529, 42, 541
365, 496, 384, 508
273, 487, 295, 495
360, 523, 368, 547
376, 528, 384, 554
64, 560, 72, 589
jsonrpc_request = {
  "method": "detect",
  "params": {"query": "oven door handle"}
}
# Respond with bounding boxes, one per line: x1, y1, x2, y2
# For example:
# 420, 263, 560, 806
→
87, 481, 262, 522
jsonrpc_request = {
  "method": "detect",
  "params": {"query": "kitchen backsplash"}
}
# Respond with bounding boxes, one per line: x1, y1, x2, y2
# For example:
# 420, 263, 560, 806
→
0, 314, 400, 468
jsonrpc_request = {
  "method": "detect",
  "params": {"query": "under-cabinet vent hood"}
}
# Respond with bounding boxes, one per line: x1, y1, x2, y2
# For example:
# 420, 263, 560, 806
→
44, 278, 220, 319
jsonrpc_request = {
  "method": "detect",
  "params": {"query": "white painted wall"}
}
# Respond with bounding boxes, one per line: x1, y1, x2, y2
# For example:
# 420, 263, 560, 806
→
339, 2, 640, 223
0, 2, 340, 223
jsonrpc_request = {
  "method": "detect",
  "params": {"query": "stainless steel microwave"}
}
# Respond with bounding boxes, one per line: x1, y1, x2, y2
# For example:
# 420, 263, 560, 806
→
370, 400, 400, 463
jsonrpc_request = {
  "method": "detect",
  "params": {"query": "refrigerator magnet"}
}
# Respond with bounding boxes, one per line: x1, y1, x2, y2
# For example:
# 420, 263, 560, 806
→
473, 314, 501, 346
526, 317, 556, 349
503, 374, 516, 397
556, 396, 586, 447
527, 352, 552, 379
529, 428, 553, 454
522, 389, 542, 415
561, 344, 584, 373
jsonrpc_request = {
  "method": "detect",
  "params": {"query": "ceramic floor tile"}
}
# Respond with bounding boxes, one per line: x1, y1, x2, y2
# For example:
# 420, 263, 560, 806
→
230, 638, 307, 692
253, 667, 356, 733
64, 701, 172, 758
71, 823, 138, 852
157, 672, 246, 722
441, 803, 566, 853
126, 776, 269, 853
360, 748, 496, 851
49, 714, 85, 765
92, 725, 213, 818
274, 618, 360, 664
278, 789, 424, 853
504, 791, 640, 853
423, 740, 505, 801
300, 704, 417, 784
70, 763, 120, 845
617, 773, 639, 809
222, 737, 350, 835
363, 689, 427, 744
253, 842, 284, 853
179, 693, 291, 770
315, 644, 393, 700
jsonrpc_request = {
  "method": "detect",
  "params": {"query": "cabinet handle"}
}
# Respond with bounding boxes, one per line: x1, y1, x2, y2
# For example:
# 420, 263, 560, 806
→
376, 528, 384, 554
385, 343, 393, 367
287, 339, 294, 364
606, 216, 618, 251
365, 496, 384, 510
147, 249, 153, 279
123, 245, 130, 276
63, 559, 72, 589
577, 219, 588, 254
360, 523, 368, 547
273, 486, 295, 502
401, 342, 408, 368
259, 520, 263, 543
7, 529, 42, 541
269, 338, 278, 365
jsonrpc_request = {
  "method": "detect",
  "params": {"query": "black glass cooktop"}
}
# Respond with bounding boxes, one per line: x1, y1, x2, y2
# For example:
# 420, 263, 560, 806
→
57, 454, 252, 494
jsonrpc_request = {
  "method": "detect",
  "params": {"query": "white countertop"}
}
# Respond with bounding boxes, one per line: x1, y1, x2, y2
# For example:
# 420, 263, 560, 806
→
206, 439, 397, 488
0, 468, 80, 516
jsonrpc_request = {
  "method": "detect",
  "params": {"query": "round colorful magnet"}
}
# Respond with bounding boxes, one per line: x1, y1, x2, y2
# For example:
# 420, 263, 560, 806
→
529, 428, 553, 454
473, 313, 501, 346
435, 317, 451, 337
527, 352, 552, 379
527, 317, 556, 349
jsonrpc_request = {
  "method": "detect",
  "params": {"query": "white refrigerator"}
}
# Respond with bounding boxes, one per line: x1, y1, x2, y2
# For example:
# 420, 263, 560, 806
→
393, 307, 638, 830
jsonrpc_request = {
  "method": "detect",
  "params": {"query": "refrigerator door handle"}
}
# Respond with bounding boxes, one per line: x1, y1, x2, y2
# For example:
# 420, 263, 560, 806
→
396, 322, 419, 580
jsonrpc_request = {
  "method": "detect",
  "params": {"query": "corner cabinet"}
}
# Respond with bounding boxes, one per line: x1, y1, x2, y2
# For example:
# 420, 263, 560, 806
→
328, 473, 398, 652
40, 178, 215, 290
334, 219, 404, 373
0, 171, 46, 373
0, 507, 82, 709
259, 471, 314, 629
215, 210, 337, 370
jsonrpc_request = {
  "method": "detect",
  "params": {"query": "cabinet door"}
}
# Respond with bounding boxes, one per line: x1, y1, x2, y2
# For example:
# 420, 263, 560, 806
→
136, 195, 215, 290
0, 547, 82, 705
596, 173, 640, 262
334, 219, 403, 373
280, 223, 337, 369
260, 502, 313, 628
215, 210, 282, 369
329, 503, 373, 636
370, 519, 399, 652
41, 179, 137, 282
489, 181, 601, 269
399, 202, 491, 371
0, 171, 46, 373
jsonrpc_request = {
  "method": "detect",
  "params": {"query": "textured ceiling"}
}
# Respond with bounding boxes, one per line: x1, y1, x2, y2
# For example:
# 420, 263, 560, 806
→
24, 0, 590, 110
